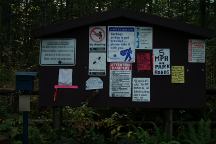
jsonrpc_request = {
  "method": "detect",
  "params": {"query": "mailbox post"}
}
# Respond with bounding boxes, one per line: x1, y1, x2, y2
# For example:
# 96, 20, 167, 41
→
16, 72, 37, 144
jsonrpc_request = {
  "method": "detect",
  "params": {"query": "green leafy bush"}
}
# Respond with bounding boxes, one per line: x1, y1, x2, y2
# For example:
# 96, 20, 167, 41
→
179, 119, 216, 144
0, 116, 22, 144
0, 65, 14, 88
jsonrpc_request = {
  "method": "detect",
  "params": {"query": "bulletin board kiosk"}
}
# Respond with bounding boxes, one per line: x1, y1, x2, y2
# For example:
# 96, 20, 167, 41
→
34, 10, 213, 108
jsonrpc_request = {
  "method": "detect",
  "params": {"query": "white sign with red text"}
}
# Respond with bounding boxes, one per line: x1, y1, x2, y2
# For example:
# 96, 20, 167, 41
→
188, 39, 205, 63
109, 63, 132, 97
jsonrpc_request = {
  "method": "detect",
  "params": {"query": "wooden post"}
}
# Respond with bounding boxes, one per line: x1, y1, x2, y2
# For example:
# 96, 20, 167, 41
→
53, 107, 62, 129
164, 109, 173, 140
0, 135, 9, 144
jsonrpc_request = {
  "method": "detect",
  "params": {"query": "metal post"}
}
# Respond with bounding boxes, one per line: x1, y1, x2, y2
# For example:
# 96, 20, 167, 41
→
23, 111, 29, 144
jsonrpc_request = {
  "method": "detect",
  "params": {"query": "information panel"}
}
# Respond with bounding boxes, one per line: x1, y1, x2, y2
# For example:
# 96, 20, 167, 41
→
109, 63, 132, 97
40, 39, 76, 65
171, 66, 185, 83
89, 26, 106, 52
153, 49, 170, 75
107, 26, 135, 62
132, 78, 150, 102
135, 27, 153, 49
88, 52, 106, 76
188, 39, 205, 63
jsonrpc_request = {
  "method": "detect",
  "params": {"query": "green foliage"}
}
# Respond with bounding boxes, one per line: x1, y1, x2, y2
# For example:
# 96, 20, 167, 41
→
1, 103, 216, 143
179, 119, 216, 144
0, 96, 9, 117
28, 126, 43, 144
61, 104, 106, 144
0, 116, 22, 144
132, 127, 154, 144
100, 112, 136, 142
159, 141, 181, 144
206, 38, 216, 89
128, 126, 181, 144
0, 65, 14, 88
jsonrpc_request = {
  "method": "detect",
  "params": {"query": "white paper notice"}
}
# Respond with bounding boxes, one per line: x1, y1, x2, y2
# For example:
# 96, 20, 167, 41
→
109, 63, 132, 97
135, 27, 153, 49
132, 78, 150, 102
58, 69, 72, 85
40, 39, 76, 65
188, 39, 205, 63
89, 52, 106, 76
153, 49, 170, 75
86, 77, 103, 90
107, 26, 135, 63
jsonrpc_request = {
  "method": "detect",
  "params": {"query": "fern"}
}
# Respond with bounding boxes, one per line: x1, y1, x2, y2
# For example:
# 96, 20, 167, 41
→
181, 119, 213, 144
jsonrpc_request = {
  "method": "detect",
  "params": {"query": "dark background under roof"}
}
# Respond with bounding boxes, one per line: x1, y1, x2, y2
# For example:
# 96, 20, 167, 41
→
34, 9, 214, 39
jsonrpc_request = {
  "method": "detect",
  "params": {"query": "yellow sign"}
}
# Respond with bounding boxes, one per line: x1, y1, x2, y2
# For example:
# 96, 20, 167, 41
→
171, 66, 185, 83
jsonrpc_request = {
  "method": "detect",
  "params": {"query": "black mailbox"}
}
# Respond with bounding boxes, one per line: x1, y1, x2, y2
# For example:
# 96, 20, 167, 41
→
16, 72, 37, 92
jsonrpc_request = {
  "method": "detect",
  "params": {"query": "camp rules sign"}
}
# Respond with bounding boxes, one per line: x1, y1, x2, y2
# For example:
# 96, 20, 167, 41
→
188, 39, 205, 63
107, 26, 135, 63
153, 49, 170, 75
109, 63, 132, 97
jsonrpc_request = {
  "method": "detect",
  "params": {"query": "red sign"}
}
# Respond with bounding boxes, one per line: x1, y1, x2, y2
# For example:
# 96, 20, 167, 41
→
136, 52, 151, 71
110, 63, 132, 70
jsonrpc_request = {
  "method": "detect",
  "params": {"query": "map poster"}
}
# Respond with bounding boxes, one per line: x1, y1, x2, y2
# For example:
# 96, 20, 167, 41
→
89, 26, 106, 52
107, 26, 135, 63
109, 63, 132, 97
188, 39, 205, 63
135, 27, 153, 50
171, 66, 185, 83
132, 78, 150, 102
153, 49, 170, 75
89, 52, 106, 76
136, 52, 151, 71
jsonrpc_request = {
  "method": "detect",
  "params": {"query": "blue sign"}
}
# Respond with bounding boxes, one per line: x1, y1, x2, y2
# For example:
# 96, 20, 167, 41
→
107, 26, 135, 63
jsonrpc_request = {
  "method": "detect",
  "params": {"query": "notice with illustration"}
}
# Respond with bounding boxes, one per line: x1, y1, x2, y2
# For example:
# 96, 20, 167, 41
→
107, 26, 135, 63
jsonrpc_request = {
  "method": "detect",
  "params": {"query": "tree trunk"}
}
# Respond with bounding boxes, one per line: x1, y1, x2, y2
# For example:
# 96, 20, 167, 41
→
200, 0, 206, 27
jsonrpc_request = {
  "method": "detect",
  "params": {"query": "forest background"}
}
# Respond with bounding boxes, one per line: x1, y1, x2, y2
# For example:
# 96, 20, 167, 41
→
0, 0, 216, 144
0, 0, 216, 88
